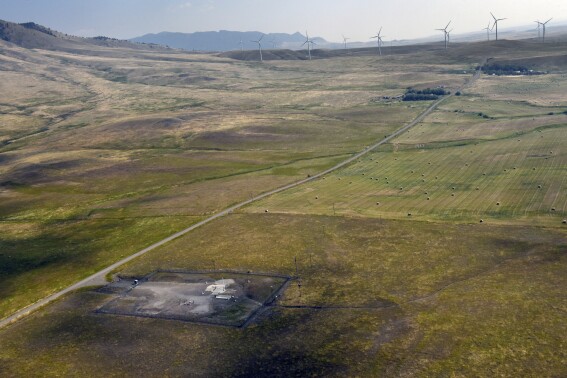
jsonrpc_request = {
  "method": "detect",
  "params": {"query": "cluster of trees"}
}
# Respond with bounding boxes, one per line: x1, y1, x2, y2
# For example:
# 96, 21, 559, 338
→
402, 87, 450, 102
19, 22, 56, 36
93, 36, 120, 41
481, 64, 545, 76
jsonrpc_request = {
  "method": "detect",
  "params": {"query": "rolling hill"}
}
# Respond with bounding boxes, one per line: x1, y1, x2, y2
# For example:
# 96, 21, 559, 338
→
0, 19, 168, 52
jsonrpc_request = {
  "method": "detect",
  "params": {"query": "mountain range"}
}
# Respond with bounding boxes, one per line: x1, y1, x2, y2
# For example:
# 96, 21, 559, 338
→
130, 30, 327, 52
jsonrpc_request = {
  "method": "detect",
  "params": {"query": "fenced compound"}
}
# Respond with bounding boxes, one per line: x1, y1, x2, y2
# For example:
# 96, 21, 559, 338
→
96, 270, 291, 328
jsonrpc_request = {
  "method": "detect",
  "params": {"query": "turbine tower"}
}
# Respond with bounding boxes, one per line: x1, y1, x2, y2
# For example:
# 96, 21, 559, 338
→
239, 39, 243, 52
436, 21, 451, 49
483, 22, 492, 41
534, 21, 542, 40
541, 18, 552, 43
251, 34, 264, 62
302, 31, 316, 60
370, 27, 384, 56
490, 12, 506, 41
342, 34, 350, 50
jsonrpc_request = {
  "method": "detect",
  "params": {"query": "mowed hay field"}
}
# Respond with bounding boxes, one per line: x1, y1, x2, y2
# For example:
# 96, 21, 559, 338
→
245, 74, 567, 225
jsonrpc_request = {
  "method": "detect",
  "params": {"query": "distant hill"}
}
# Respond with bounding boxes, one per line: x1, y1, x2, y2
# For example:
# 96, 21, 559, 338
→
0, 19, 168, 52
130, 30, 327, 52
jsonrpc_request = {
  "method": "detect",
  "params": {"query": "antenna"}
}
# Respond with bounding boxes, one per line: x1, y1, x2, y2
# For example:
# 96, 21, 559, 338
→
251, 34, 264, 61
370, 27, 384, 56
542, 18, 552, 43
490, 12, 507, 41
302, 31, 316, 60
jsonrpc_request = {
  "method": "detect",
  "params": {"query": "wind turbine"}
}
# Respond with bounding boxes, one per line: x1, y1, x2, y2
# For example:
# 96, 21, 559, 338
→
239, 39, 243, 52
251, 34, 264, 61
482, 22, 492, 41
342, 34, 350, 50
436, 21, 451, 49
490, 12, 506, 41
534, 21, 542, 40
370, 27, 384, 56
270, 38, 278, 49
447, 29, 454, 44
302, 31, 316, 60
541, 18, 552, 43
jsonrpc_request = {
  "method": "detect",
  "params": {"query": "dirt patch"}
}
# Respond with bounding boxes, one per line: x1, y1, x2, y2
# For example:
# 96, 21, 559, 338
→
96, 270, 290, 327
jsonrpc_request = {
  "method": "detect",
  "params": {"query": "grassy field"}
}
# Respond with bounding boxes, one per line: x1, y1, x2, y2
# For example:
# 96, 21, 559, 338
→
246, 121, 566, 225
0, 39, 456, 319
0, 214, 565, 376
1, 35, 567, 377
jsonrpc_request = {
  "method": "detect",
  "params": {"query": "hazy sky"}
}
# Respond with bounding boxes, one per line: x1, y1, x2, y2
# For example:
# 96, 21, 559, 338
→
2, 0, 565, 41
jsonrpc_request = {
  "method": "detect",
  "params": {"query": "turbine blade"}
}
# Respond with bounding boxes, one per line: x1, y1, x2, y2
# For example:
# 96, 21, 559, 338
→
490, 12, 496, 21
545, 18, 552, 24
446, 21, 451, 29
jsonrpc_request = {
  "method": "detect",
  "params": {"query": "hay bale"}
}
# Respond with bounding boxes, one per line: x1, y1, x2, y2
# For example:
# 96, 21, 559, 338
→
480, 219, 484, 223
451, 193, 455, 196
265, 209, 269, 213
538, 185, 542, 189
427, 197, 430, 200
496, 202, 500, 206
408, 213, 412, 216
562, 219, 567, 224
